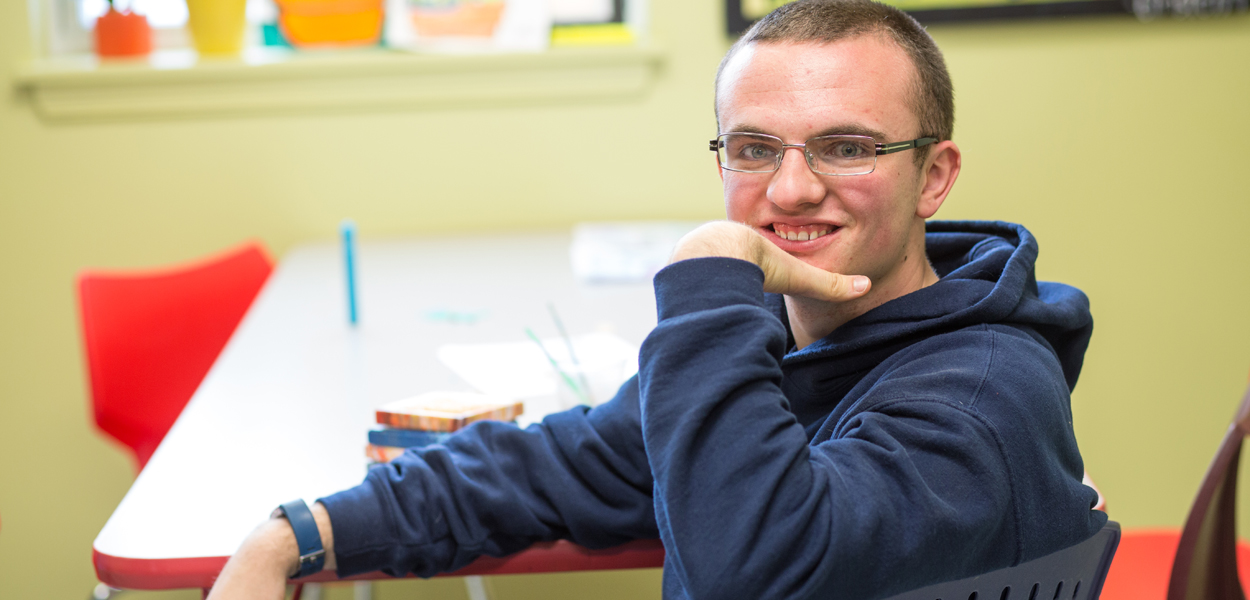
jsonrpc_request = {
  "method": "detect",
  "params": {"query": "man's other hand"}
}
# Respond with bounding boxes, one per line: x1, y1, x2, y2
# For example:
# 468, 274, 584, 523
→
205, 502, 336, 599
670, 221, 871, 302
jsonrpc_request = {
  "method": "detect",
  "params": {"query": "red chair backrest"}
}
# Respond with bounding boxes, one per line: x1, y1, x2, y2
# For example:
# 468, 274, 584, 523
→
77, 242, 273, 471
1167, 382, 1250, 599
1102, 530, 1250, 600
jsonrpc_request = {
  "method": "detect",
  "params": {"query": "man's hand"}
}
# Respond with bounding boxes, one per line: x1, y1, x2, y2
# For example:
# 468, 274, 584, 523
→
670, 221, 870, 302
206, 502, 336, 599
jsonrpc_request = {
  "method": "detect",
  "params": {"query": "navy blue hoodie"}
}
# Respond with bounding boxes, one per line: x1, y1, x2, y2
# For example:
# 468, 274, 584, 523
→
319, 220, 1106, 600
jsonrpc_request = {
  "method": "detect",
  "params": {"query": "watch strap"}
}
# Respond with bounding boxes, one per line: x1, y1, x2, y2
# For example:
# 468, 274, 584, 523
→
276, 499, 326, 579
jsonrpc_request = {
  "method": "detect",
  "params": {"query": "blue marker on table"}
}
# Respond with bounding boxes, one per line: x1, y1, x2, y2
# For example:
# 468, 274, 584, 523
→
341, 220, 358, 325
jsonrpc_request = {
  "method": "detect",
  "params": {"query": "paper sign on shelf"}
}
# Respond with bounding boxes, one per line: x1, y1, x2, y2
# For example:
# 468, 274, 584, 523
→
385, 0, 552, 53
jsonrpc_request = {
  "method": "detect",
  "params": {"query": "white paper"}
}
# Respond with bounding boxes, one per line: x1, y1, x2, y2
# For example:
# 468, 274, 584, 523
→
436, 332, 638, 425
570, 221, 708, 284
549, 0, 614, 23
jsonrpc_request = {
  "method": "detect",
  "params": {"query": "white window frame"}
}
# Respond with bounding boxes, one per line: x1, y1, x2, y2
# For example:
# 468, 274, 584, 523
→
32, 0, 649, 58
18, 0, 660, 124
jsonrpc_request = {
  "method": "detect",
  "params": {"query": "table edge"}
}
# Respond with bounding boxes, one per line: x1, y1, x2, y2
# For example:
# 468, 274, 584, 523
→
94, 539, 666, 589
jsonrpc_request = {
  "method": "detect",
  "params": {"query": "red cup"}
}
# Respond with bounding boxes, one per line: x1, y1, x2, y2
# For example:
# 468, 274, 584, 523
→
95, 8, 153, 58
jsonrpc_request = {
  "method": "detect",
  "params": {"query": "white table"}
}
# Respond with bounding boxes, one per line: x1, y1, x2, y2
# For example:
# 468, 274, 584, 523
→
92, 232, 666, 591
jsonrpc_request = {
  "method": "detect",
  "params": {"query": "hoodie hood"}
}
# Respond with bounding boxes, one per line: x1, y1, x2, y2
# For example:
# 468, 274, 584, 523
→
773, 220, 1093, 392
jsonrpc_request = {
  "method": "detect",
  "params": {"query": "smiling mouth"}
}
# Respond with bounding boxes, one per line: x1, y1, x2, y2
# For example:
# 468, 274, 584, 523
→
769, 223, 838, 242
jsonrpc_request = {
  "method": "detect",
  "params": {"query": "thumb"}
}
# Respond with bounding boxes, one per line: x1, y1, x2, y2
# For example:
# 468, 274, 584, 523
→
760, 252, 871, 302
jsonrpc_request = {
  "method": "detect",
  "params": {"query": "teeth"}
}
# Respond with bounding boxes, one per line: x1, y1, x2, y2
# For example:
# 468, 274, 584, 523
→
775, 226, 832, 242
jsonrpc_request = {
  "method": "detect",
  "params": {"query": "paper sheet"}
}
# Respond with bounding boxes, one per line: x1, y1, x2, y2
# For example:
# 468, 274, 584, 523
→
436, 332, 639, 425
569, 221, 707, 283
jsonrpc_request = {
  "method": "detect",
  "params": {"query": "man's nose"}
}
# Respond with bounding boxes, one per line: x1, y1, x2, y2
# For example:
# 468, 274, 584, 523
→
767, 147, 826, 210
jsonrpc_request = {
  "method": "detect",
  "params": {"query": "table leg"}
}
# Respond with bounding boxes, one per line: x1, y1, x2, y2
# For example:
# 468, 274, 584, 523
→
465, 576, 491, 600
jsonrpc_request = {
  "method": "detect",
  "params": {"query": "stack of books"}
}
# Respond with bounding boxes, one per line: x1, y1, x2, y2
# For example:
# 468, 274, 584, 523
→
367, 391, 525, 464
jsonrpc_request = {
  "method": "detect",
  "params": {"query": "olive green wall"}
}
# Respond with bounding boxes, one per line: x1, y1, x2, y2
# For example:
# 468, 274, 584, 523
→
1, 0, 1248, 596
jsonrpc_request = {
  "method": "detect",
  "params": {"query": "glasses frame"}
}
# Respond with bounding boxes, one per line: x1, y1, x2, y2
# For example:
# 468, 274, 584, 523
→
708, 133, 939, 176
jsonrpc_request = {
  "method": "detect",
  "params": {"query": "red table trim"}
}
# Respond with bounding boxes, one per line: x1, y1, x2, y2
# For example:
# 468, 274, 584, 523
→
94, 539, 666, 590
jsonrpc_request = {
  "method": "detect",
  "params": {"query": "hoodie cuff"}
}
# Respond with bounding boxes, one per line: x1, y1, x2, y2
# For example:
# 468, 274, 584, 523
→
317, 469, 404, 578
654, 257, 766, 322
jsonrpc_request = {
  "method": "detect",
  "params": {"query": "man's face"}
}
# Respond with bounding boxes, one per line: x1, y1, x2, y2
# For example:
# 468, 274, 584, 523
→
716, 37, 932, 284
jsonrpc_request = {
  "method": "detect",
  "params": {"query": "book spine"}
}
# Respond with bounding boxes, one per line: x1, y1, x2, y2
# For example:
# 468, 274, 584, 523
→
375, 412, 467, 432
368, 428, 453, 448
465, 403, 525, 425
365, 444, 407, 463
373, 402, 525, 432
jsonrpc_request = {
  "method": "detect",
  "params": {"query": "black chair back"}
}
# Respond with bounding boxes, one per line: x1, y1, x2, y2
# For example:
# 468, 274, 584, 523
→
884, 521, 1121, 600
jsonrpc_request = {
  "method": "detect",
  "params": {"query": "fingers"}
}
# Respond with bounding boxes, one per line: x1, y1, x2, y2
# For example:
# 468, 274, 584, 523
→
667, 221, 871, 303
759, 249, 871, 303
669, 221, 760, 264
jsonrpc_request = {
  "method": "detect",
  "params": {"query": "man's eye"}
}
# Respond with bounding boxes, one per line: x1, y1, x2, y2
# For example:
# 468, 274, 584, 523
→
829, 142, 867, 159
740, 144, 776, 160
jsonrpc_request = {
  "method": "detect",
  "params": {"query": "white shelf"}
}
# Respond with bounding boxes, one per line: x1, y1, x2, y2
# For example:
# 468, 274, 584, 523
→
14, 45, 665, 122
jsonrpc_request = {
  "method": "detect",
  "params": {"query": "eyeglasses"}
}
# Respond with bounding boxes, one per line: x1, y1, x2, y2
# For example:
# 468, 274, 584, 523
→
709, 133, 938, 176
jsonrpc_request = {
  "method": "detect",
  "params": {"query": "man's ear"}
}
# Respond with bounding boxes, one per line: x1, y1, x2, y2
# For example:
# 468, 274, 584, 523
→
916, 140, 961, 219
716, 155, 724, 183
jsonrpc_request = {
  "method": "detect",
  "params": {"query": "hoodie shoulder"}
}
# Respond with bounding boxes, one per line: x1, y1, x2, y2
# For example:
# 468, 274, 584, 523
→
830, 321, 1102, 564
849, 323, 1062, 412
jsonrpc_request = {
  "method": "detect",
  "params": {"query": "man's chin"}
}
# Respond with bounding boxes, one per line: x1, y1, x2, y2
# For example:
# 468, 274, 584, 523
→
785, 243, 845, 273
797, 257, 850, 277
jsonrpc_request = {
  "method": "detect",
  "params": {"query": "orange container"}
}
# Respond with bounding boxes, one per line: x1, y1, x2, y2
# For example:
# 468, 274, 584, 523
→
411, 2, 504, 37
275, 0, 384, 47
94, 9, 152, 58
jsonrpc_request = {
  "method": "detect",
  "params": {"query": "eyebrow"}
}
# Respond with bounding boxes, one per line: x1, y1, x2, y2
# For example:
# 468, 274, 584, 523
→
726, 123, 890, 142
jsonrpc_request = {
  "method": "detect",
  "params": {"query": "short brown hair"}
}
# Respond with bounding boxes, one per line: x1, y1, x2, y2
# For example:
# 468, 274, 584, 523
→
715, 0, 954, 165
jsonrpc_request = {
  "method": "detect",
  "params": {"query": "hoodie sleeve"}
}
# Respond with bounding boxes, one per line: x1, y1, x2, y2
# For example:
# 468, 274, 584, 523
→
642, 257, 1050, 600
317, 378, 659, 578
317, 254, 1098, 596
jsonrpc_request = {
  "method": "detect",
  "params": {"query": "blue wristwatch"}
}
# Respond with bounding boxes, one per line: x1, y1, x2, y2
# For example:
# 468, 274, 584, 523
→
275, 499, 326, 579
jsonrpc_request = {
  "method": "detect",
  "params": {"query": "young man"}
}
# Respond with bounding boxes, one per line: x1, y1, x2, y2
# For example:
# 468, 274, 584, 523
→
209, 1, 1105, 598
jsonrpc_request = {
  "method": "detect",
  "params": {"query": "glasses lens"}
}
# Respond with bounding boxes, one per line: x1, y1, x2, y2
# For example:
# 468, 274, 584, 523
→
719, 134, 783, 172
806, 135, 877, 176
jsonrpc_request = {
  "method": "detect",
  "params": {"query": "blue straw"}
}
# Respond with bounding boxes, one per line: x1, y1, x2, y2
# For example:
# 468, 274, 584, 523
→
341, 220, 358, 326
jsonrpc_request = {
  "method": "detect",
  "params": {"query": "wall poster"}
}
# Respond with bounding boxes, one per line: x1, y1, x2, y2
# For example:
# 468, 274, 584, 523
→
725, 0, 1127, 33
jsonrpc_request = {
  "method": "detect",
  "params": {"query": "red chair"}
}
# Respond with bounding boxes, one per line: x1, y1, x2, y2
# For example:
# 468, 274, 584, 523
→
77, 242, 273, 471
1102, 530, 1250, 600
1100, 381, 1250, 600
